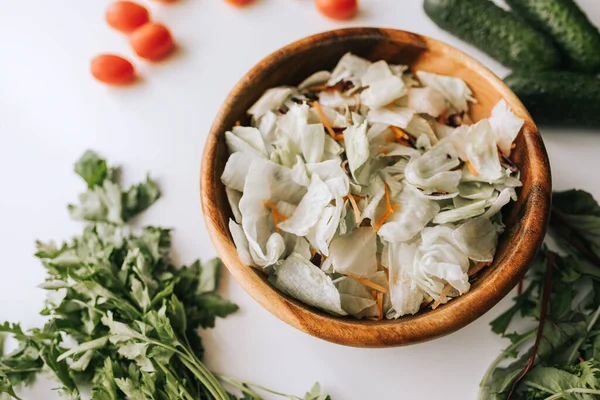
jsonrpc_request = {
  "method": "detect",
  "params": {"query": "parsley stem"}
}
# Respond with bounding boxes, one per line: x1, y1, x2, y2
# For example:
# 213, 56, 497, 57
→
507, 252, 555, 399
155, 362, 196, 400
137, 337, 227, 400
179, 346, 229, 399
215, 373, 302, 400
479, 328, 537, 392
564, 303, 600, 365
216, 374, 263, 399
543, 388, 600, 400
178, 355, 229, 400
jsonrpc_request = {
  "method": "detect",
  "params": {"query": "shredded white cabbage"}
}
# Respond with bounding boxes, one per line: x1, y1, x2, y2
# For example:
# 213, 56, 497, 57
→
221, 52, 522, 318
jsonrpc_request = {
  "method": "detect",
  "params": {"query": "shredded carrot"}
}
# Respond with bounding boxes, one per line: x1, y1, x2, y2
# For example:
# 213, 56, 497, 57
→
379, 149, 389, 155
372, 184, 398, 231
372, 205, 398, 232
234, 120, 241, 126
341, 160, 349, 173
346, 194, 362, 221
437, 109, 449, 124
465, 160, 479, 176
432, 284, 452, 309
371, 290, 377, 300
468, 261, 490, 276
390, 125, 410, 140
263, 201, 287, 220
333, 133, 345, 141
307, 83, 329, 92
377, 292, 383, 320
263, 200, 287, 232
347, 274, 387, 293
310, 249, 318, 256
313, 101, 336, 139
421, 295, 434, 308
383, 183, 392, 211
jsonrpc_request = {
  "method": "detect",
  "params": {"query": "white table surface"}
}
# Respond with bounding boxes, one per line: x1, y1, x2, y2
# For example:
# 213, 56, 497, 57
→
1, 0, 600, 399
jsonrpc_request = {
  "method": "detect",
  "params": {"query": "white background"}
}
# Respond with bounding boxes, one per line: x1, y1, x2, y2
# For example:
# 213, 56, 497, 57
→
1, 0, 600, 399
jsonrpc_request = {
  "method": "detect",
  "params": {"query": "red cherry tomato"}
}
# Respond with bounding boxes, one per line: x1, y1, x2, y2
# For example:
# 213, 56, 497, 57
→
91, 54, 136, 85
106, 1, 150, 33
315, 0, 358, 20
225, 0, 254, 7
130, 23, 175, 61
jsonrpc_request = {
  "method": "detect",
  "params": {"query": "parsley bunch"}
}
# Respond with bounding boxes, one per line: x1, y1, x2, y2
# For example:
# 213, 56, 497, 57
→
0, 151, 329, 400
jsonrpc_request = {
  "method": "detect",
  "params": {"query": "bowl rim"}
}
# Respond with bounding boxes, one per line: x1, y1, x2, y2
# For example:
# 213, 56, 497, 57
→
201, 27, 551, 347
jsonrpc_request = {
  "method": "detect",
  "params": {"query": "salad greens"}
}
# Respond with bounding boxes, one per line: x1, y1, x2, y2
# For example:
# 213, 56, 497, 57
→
480, 189, 600, 399
222, 52, 524, 319
0, 151, 330, 400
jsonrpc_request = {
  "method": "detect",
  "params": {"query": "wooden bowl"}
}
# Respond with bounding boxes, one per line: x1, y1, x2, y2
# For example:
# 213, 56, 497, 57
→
201, 28, 551, 347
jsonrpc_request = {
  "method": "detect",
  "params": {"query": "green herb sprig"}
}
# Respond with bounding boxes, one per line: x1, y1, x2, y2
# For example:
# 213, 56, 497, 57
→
0, 151, 330, 400
481, 190, 600, 399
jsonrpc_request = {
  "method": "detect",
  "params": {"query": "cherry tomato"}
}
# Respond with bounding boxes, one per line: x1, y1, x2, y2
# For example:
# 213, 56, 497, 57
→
130, 23, 175, 61
225, 0, 254, 6
315, 0, 358, 20
91, 54, 136, 85
106, 1, 150, 33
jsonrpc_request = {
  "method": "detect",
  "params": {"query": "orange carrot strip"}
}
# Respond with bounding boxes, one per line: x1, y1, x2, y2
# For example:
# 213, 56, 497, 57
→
346, 194, 362, 222
234, 120, 241, 126
341, 159, 349, 173
347, 274, 388, 293
377, 292, 383, 320
465, 160, 479, 177
263, 201, 287, 221
313, 101, 336, 139
384, 183, 392, 211
421, 295, 434, 308
468, 261, 491, 277
372, 204, 398, 232
390, 125, 409, 140
371, 290, 378, 300
379, 149, 389, 155
307, 83, 329, 91
333, 133, 345, 141
432, 284, 452, 309
437, 109, 449, 124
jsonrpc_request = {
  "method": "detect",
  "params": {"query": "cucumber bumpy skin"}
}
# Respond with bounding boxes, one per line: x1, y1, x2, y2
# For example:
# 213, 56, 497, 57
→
506, 0, 600, 73
424, 0, 561, 70
505, 71, 600, 128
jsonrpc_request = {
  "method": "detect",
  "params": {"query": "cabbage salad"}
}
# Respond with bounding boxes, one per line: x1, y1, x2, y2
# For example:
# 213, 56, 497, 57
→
221, 53, 524, 319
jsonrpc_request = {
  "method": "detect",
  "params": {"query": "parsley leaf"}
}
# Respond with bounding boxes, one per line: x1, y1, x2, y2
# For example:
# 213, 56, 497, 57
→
1, 151, 330, 400
481, 190, 600, 399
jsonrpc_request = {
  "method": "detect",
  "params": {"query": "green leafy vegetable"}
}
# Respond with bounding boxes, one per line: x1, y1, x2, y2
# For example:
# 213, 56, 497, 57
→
1, 151, 329, 400
480, 190, 600, 399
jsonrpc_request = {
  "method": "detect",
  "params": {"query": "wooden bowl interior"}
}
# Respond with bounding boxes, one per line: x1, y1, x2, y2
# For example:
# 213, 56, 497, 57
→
203, 28, 550, 347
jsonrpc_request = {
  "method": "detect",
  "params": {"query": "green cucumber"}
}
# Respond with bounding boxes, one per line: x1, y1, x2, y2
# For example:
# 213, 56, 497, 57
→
505, 0, 600, 73
423, 0, 561, 70
504, 70, 600, 127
